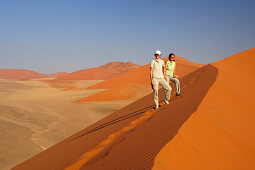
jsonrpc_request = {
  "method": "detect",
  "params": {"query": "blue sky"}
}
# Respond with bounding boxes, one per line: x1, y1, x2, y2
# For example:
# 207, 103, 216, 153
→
0, 0, 254, 73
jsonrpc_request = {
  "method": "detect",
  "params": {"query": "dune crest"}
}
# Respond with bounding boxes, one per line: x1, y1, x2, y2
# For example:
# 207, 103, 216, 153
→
153, 48, 255, 170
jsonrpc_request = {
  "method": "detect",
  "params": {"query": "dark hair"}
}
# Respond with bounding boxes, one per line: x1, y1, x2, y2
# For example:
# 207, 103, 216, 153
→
169, 53, 175, 61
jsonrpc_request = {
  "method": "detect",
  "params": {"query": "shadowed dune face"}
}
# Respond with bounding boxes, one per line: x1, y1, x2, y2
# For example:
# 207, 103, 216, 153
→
153, 48, 255, 170
12, 64, 217, 170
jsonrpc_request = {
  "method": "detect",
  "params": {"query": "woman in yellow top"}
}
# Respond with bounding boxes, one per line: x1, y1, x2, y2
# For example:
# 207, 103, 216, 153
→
164, 53, 182, 96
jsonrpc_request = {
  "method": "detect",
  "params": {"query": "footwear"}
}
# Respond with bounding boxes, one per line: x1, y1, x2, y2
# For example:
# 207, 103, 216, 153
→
155, 105, 159, 110
163, 99, 169, 104
176, 93, 182, 96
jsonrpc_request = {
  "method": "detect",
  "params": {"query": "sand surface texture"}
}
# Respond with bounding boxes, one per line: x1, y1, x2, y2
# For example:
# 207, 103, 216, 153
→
0, 79, 131, 170
153, 48, 255, 170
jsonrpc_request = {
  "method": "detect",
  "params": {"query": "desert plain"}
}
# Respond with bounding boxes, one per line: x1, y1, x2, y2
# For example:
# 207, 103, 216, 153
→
0, 79, 131, 170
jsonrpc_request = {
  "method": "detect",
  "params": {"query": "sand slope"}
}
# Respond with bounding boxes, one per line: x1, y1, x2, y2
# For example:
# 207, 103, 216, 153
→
13, 57, 210, 170
55, 62, 139, 81
13, 49, 255, 170
0, 69, 67, 80
79, 57, 203, 102
153, 48, 255, 170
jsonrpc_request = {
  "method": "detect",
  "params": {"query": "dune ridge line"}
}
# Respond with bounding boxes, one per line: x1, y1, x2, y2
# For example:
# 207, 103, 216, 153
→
64, 65, 207, 169
65, 106, 158, 169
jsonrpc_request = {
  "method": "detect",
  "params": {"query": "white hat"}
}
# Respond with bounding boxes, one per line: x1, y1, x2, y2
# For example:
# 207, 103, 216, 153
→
155, 50, 161, 55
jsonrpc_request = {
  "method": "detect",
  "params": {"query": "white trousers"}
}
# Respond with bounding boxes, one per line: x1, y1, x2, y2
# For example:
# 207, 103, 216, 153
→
166, 75, 181, 94
153, 78, 172, 107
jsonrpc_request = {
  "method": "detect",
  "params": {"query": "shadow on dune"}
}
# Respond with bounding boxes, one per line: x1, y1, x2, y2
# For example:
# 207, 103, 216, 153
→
70, 105, 154, 140
13, 64, 218, 170
82, 64, 218, 170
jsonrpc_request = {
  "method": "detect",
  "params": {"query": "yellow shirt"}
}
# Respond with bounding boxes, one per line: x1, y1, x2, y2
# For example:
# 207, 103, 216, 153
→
165, 60, 175, 76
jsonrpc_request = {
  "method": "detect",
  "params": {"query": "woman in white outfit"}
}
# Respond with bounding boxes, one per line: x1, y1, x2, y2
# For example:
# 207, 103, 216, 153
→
164, 53, 182, 96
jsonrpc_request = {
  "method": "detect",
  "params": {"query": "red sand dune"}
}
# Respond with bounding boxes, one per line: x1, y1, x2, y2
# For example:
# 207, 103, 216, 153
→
78, 57, 203, 102
153, 48, 255, 170
98, 61, 139, 73
0, 69, 68, 80
55, 62, 139, 81
13, 48, 255, 170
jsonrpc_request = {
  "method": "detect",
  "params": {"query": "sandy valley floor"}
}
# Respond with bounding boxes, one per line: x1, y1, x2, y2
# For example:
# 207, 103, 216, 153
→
0, 79, 131, 170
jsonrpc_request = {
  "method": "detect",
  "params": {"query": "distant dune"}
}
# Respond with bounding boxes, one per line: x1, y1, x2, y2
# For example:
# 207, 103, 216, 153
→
77, 56, 203, 102
55, 61, 139, 81
98, 61, 139, 73
0, 69, 68, 80
0, 61, 139, 81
